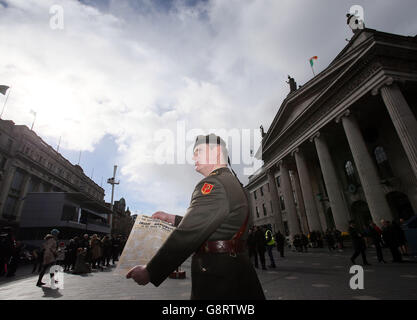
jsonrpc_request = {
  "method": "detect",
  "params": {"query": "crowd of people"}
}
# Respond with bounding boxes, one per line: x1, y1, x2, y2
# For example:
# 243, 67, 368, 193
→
0, 227, 128, 285
349, 219, 409, 265
247, 218, 410, 270
35, 230, 128, 286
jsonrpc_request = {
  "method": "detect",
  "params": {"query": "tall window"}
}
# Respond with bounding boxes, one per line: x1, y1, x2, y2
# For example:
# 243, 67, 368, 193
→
262, 203, 267, 216
260, 186, 264, 196
255, 207, 259, 218
280, 195, 285, 210
254, 190, 257, 200
276, 176, 281, 187
374, 146, 393, 179
344, 160, 358, 185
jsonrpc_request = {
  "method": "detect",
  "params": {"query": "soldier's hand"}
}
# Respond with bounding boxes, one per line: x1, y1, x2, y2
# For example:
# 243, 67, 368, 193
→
152, 211, 175, 225
126, 265, 150, 285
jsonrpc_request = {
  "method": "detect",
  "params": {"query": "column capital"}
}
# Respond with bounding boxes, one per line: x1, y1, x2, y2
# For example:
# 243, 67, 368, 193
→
290, 147, 300, 157
371, 77, 394, 96
335, 109, 351, 124
309, 131, 320, 143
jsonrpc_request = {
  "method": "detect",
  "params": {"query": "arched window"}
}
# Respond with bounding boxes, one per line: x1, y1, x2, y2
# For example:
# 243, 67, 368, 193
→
374, 146, 393, 179
345, 161, 358, 185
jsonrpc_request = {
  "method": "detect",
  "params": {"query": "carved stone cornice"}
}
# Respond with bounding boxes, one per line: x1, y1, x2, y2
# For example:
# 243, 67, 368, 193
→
264, 61, 381, 164
371, 77, 394, 96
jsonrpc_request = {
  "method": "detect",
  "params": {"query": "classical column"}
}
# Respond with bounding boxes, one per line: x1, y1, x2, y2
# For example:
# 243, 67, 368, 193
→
291, 169, 310, 235
267, 168, 285, 234
0, 166, 16, 216
15, 174, 31, 221
278, 160, 301, 237
311, 132, 350, 232
337, 110, 393, 223
374, 80, 417, 183
293, 148, 323, 232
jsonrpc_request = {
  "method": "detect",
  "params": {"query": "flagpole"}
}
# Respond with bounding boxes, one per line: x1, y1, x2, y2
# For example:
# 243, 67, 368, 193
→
57, 136, 62, 152
30, 112, 37, 131
77, 151, 82, 165
310, 65, 316, 77
0, 87, 11, 119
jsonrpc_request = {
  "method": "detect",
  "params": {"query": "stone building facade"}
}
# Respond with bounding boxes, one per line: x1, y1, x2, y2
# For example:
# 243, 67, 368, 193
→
111, 198, 135, 238
0, 119, 105, 228
246, 28, 417, 238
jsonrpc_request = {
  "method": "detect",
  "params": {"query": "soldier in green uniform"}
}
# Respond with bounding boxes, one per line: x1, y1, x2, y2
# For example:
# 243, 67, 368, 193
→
126, 134, 265, 300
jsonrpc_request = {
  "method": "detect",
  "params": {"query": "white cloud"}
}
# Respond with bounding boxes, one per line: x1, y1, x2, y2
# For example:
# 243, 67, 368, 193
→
1, 0, 416, 213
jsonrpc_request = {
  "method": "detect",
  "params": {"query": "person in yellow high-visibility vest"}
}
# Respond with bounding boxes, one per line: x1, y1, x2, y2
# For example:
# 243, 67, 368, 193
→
265, 229, 276, 268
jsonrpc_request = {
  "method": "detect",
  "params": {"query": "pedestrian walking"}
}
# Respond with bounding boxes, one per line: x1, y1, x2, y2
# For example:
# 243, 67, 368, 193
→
325, 229, 335, 251
394, 220, 408, 256
381, 220, 402, 262
7, 240, 22, 277
265, 228, 276, 268
349, 221, 371, 266
366, 221, 385, 263
274, 230, 285, 258
254, 226, 267, 270
247, 227, 259, 268
101, 235, 112, 267
63, 239, 77, 272
36, 229, 59, 287
301, 234, 309, 252
111, 235, 121, 264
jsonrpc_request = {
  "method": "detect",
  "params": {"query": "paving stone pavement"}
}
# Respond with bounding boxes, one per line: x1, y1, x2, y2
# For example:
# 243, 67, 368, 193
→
1, 247, 416, 300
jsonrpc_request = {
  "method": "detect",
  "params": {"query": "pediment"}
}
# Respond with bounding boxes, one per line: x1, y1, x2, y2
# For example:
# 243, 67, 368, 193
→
262, 30, 377, 152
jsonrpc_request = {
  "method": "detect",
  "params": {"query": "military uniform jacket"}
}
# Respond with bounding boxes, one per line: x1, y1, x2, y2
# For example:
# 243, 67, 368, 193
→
146, 167, 265, 300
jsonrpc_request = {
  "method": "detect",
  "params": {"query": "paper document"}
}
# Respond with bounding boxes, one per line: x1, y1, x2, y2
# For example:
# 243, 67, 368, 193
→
114, 214, 175, 276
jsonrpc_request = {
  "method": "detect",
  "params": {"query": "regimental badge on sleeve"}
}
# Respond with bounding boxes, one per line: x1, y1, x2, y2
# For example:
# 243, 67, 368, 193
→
201, 183, 214, 195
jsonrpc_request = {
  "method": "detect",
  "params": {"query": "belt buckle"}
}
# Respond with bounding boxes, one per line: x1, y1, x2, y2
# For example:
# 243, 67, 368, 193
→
229, 249, 237, 258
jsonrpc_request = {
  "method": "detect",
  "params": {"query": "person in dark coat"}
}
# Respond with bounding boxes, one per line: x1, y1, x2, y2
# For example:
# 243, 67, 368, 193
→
101, 235, 112, 267
63, 239, 77, 271
247, 227, 259, 268
274, 230, 285, 258
126, 134, 265, 300
366, 221, 386, 263
301, 234, 309, 252
349, 221, 371, 265
254, 226, 267, 270
7, 240, 22, 277
111, 235, 121, 264
325, 229, 335, 251
381, 220, 402, 262
393, 220, 407, 256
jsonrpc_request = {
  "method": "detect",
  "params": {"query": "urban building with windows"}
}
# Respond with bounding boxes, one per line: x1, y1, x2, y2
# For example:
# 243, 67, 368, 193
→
0, 119, 107, 233
246, 28, 417, 238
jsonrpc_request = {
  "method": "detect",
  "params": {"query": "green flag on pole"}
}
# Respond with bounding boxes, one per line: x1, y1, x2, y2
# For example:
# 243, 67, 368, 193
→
309, 56, 318, 67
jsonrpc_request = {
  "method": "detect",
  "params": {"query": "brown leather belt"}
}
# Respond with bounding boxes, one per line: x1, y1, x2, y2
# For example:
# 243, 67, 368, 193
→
196, 239, 247, 256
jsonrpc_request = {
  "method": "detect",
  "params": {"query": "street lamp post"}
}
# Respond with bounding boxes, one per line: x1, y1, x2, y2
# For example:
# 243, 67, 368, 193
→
107, 165, 120, 233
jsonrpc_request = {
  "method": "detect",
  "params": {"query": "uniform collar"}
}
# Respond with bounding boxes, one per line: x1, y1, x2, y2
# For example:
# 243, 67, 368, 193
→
208, 166, 229, 176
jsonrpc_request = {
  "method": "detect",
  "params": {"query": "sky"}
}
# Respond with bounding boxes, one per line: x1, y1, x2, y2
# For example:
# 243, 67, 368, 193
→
1, 0, 416, 216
